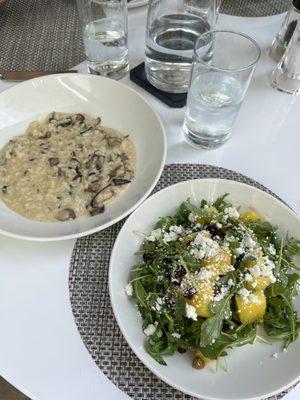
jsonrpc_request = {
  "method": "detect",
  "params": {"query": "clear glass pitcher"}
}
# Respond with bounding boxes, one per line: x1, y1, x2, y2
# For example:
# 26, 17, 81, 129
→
145, 0, 219, 93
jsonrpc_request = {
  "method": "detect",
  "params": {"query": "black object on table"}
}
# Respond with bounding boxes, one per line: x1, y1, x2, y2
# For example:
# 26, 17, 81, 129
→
130, 63, 187, 108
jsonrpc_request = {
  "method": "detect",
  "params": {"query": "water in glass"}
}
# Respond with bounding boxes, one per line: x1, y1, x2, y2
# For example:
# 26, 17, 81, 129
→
83, 18, 128, 78
145, 14, 210, 93
184, 71, 244, 148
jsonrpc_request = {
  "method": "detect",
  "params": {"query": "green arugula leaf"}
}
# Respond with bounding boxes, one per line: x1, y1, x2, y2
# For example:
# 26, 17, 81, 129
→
133, 280, 147, 309
200, 295, 233, 347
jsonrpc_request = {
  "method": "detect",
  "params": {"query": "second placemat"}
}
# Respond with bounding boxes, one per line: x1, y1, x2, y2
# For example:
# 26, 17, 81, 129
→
69, 164, 295, 400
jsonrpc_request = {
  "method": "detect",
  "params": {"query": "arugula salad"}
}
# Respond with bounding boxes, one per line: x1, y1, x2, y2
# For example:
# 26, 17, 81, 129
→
125, 195, 300, 369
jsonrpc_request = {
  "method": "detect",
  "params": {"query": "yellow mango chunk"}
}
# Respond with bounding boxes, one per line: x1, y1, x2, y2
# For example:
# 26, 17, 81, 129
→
187, 280, 214, 318
202, 249, 233, 276
245, 275, 270, 290
235, 290, 266, 324
195, 207, 218, 224
240, 209, 264, 223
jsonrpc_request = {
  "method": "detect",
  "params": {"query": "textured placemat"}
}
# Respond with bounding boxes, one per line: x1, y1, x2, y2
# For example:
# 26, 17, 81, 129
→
69, 164, 297, 400
220, 0, 290, 17
0, 0, 290, 72
0, 0, 85, 71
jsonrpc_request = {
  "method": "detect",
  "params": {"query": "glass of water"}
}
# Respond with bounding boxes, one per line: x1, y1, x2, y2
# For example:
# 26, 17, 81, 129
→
183, 30, 260, 149
76, 0, 128, 79
145, 0, 218, 93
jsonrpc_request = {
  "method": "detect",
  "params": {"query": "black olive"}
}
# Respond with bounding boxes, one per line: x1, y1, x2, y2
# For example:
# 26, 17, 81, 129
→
143, 253, 154, 263
178, 348, 187, 354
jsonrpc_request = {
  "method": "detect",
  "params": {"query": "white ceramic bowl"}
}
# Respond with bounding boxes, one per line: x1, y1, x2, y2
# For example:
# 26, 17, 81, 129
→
109, 179, 300, 400
128, 0, 148, 9
0, 74, 166, 241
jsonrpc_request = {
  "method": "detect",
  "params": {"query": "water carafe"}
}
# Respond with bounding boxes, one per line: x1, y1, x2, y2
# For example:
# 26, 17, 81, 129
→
145, 0, 218, 93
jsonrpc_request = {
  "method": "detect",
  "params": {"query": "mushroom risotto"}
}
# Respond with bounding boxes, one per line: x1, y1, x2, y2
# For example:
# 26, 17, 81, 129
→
0, 112, 136, 222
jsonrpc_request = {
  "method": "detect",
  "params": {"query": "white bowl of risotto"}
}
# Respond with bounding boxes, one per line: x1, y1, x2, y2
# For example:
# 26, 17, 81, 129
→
0, 74, 166, 241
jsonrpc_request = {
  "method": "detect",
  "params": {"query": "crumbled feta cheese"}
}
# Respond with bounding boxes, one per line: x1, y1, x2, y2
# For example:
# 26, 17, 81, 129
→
224, 207, 240, 219
170, 225, 184, 235
227, 278, 234, 287
243, 232, 257, 250
215, 222, 222, 229
238, 287, 251, 304
190, 231, 219, 260
171, 333, 181, 339
226, 235, 236, 242
235, 247, 244, 255
250, 294, 261, 304
188, 213, 196, 223
250, 264, 261, 276
155, 297, 163, 311
186, 303, 198, 321
214, 286, 230, 301
144, 322, 158, 336
163, 231, 178, 243
190, 247, 205, 260
272, 352, 278, 359
268, 244, 276, 256
163, 225, 185, 243
146, 228, 162, 242
125, 283, 133, 297
196, 268, 215, 281
244, 273, 253, 282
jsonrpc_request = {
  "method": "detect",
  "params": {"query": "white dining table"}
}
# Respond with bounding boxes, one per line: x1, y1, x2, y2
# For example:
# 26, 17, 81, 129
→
0, 6, 299, 400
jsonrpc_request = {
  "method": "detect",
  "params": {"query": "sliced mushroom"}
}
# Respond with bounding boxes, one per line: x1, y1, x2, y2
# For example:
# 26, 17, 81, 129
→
72, 166, 82, 181
80, 117, 101, 134
107, 137, 122, 147
113, 178, 131, 186
85, 181, 101, 193
57, 208, 76, 221
90, 184, 114, 210
109, 164, 125, 179
75, 114, 85, 123
90, 205, 105, 216
57, 118, 73, 127
2, 185, 8, 194
48, 157, 59, 167
94, 155, 105, 171
38, 131, 51, 139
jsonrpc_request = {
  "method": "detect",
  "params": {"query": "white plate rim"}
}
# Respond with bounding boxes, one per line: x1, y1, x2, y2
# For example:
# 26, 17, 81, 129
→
0, 73, 167, 241
109, 178, 300, 400
128, 0, 149, 9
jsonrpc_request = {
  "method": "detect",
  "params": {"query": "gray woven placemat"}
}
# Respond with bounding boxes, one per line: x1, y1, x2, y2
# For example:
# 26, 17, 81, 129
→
220, 0, 290, 17
0, 0, 290, 72
69, 164, 297, 400
0, 0, 85, 71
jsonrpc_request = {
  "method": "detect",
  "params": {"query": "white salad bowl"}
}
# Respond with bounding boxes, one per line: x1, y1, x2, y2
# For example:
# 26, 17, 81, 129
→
0, 73, 166, 241
109, 179, 300, 400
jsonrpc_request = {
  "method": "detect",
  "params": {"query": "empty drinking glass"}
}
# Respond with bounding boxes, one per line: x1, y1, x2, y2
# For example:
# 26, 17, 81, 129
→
183, 30, 261, 149
76, 0, 128, 79
145, 0, 218, 93
271, 22, 300, 95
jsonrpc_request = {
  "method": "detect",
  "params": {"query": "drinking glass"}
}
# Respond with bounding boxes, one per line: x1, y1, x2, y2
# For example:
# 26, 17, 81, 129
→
183, 30, 261, 149
271, 21, 300, 95
76, 0, 128, 79
269, 0, 300, 63
145, 0, 219, 94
